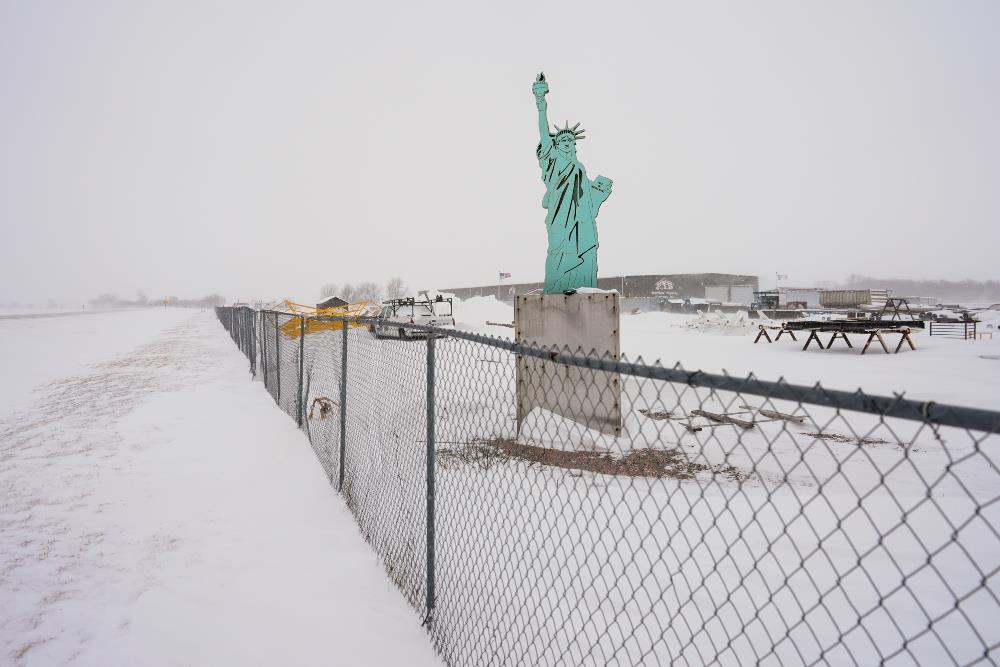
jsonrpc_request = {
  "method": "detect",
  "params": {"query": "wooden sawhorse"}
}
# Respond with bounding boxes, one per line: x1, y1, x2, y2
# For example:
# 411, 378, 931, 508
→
860, 328, 917, 355
802, 329, 825, 350
755, 325, 797, 344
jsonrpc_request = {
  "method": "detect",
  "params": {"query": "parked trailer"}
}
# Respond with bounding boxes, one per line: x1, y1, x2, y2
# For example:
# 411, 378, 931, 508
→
819, 289, 890, 308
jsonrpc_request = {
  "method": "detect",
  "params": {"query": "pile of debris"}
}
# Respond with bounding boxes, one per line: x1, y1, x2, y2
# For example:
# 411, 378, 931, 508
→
684, 310, 756, 335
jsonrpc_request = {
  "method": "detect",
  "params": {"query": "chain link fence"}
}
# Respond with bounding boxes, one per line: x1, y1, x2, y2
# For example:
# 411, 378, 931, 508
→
216, 306, 1000, 666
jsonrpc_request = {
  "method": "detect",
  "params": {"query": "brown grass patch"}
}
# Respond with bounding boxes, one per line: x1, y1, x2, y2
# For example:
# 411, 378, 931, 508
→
803, 432, 890, 446
439, 438, 745, 481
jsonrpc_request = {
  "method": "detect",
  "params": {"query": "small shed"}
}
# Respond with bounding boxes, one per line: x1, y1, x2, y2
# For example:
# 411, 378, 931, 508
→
317, 296, 349, 310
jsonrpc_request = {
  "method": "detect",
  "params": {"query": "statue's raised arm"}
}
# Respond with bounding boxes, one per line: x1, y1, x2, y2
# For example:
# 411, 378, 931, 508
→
533, 72, 550, 146
531, 71, 612, 294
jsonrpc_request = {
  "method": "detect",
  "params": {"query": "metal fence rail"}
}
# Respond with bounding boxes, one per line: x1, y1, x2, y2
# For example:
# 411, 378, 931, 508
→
929, 321, 978, 340
215, 306, 1000, 666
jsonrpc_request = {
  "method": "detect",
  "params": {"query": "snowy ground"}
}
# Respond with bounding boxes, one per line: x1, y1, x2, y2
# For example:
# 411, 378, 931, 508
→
286, 298, 997, 665
0, 310, 441, 666
0, 308, 89, 317
2, 301, 995, 666
0, 309, 186, 420
455, 297, 1000, 410
330, 297, 997, 665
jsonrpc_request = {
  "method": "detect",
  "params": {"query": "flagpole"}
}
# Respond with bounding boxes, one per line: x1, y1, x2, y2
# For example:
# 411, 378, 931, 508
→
497, 271, 510, 301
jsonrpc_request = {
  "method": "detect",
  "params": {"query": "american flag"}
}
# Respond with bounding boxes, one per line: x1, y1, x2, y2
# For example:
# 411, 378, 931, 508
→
498, 272, 512, 280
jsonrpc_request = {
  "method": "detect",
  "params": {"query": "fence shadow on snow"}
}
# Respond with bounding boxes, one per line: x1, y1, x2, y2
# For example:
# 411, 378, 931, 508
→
216, 306, 1000, 667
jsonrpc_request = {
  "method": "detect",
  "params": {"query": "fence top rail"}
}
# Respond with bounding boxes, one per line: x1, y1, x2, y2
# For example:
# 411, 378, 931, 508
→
232, 309, 1000, 434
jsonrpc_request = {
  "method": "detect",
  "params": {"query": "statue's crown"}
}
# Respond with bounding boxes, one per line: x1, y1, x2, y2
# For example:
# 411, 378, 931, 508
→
550, 121, 585, 141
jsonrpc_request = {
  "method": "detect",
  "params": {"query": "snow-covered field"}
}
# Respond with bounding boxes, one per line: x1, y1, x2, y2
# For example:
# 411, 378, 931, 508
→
0, 309, 185, 420
0, 308, 89, 317
0, 310, 441, 666
456, 296, 1000, 410
2, 301, 997, 666
319, 296, 999, 665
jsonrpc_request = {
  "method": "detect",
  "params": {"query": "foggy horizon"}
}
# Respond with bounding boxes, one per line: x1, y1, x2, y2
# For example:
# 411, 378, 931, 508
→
5, 273, 1000, 310
3, 2, 998, 306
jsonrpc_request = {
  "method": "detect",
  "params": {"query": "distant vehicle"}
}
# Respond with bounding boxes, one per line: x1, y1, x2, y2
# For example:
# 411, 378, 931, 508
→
371, 296, 456, 339
751, 291, 780, 310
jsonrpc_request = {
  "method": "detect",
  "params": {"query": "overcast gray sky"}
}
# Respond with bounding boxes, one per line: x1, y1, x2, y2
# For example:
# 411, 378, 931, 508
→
1, 0, 998, 304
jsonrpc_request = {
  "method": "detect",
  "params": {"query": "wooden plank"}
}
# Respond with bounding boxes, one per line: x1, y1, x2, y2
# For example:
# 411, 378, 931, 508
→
739, 405, 806, 423
785, 320, 925, 333
758, 409, 805, 423
691, 409, 755, 429
861, 331, 876, 355
875, 330, 890, 354
895, 330, 916, 353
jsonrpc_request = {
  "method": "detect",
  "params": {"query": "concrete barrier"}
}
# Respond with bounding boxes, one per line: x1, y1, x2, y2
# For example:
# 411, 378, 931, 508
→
515, 292, 622, 438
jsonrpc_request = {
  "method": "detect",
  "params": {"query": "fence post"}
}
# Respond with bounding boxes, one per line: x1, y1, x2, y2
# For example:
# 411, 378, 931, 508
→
275, 314, 281, 403
424, 333, 436, 625
260, 313, 267, 386
297, 315, 305, 427
338, 318, 348, 491
250, 310, 257, 376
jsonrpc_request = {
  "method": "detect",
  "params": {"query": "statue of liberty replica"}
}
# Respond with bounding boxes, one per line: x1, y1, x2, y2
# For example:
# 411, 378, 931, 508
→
532, 72, 614, 294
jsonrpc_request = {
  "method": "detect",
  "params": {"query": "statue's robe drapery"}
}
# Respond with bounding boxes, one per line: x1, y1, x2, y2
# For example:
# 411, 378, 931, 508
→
537, 139, 610, 293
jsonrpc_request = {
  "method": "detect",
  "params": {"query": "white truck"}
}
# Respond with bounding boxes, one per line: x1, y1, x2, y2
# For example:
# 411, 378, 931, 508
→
371, 296, 456, 339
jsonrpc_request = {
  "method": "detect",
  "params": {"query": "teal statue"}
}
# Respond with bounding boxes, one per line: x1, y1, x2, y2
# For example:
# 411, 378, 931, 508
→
533, 72, 613, 294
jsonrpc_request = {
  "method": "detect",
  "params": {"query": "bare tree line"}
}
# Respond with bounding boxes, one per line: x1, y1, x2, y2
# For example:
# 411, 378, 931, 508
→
88, 292, 226, 308
320, 277, 408, 303
841, 275, 1000, 303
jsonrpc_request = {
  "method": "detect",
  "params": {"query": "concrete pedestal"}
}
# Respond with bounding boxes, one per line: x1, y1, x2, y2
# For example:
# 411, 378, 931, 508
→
515, 292, 622, 437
